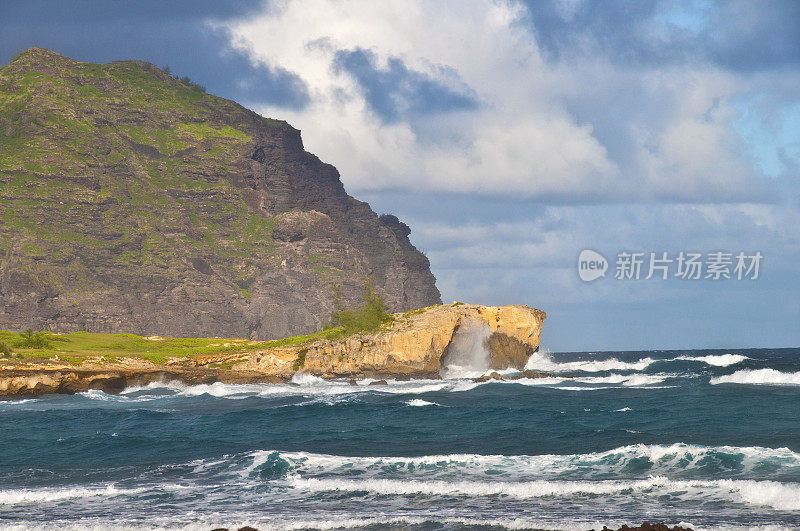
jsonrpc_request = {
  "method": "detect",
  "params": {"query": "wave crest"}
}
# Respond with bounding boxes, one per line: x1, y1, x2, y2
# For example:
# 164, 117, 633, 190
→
247, 443, 800, 484
524, 352, 655, 373
676, 353, 749, 367
711, 368, 800, 386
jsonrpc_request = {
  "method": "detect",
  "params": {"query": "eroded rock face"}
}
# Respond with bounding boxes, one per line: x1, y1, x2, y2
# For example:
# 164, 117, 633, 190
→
0, 366, 275, 397
0, 303, 546, 396
0, 48, 440, 340
236, 303, 546, 379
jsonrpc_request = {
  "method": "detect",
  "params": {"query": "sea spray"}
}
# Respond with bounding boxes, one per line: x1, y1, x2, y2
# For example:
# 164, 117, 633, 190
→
439, 318, 492, 379
524, 350, 657, 373
711, 368, 800, 386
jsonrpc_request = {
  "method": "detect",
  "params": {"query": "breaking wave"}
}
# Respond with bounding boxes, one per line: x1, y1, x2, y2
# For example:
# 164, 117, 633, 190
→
247, 443, 800, 482
286, 475, 800, 511
676, 353, 749, 366
0, 485, 149, 506
711, 368, 800, 386
524, 352, 656, 373
238, 444, 800, 513
525, 351, 749, 373
405, 399, 438, 407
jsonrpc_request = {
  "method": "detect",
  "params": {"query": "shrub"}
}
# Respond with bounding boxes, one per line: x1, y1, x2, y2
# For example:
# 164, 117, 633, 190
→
0, 342, 11, 356
293, 348, 308, 371
327, 279, 394, 335
14, 329, 52, 349
178, 75, 206, 92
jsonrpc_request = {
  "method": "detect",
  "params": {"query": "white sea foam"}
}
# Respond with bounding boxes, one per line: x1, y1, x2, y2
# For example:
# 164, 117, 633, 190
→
676, 353, 749, 367
504, 376, 567, 386
524, 351, 656, 373
178, 382, 268, 398
81, 389, 116, 401
246, 443, 800, 484
288, 474, 668, 497
405, 399, 438, 407
442, 366, 519, 380
710, 368, 800, 386
289, 372, 327, 385
286, 474, 800, 510
1, 516, 793, 531
119, 380, 188, 394
614, 407, 631, 412
148, 377, 457, 400
0, 516, 649, 531
575, 373, 670, 386
525, 351, 750, 374
0, 485, 146, 505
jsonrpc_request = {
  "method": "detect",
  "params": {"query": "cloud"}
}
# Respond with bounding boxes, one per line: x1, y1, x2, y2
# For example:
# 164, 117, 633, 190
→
0, 0, 310, 109
520, 0, 800, 72
220, 0, 781, 202
399, 199, 800, 315
332, 47, 479, 123
3, 0, 798, 349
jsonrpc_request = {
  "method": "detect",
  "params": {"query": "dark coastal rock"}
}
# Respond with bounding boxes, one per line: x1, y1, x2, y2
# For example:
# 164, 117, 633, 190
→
369, 379, 388, 386
592, 523, 693, 531
486, 332, 533, 370
473, 371, 504, 382
0, 48, 441, 341
473, 369, 570, 383
348, 378, 358, 386
0, 367, 280, 397
509, 369, 567, 379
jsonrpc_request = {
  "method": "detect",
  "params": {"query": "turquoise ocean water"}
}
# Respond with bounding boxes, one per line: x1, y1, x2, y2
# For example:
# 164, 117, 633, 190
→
1, 348, 800, 530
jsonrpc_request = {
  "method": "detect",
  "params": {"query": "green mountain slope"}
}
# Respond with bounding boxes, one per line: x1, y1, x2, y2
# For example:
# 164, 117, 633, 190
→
0, 48, 440, 339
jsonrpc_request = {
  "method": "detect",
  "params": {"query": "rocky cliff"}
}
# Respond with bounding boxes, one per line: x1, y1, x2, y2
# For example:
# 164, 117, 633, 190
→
231, 303, 546, 379
0, 48, 440, 339
0, 303, 546, 396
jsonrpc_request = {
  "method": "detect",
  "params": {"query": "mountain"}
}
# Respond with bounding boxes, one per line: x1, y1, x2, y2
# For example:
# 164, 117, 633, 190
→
0, 48, 440, 339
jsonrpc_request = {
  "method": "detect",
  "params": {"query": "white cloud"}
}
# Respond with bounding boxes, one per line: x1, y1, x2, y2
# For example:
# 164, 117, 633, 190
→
215, 0, 800, 350
218, 0, 768, 202
403, 200, 800, 307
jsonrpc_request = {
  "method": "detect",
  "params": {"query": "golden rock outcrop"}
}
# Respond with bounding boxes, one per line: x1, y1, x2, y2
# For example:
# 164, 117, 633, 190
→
236, 303, 545, 379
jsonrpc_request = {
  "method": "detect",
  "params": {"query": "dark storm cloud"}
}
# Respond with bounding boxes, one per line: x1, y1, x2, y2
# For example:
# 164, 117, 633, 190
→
333, 48, 479, 124
520, 0, 800, 71
0, 0, 309, 109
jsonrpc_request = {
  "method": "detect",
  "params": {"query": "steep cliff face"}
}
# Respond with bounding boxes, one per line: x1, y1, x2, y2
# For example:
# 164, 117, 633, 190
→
0, 48, 440, 339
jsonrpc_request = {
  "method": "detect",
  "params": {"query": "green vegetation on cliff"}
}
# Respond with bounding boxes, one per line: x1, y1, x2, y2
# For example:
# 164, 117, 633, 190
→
327, 280, 395, 335
0, 47, 441, 340
0, 47, 277, 290
0, 327, 344, 367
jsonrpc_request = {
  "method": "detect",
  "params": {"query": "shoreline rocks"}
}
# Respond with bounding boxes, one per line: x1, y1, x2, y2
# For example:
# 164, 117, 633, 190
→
0, 303, 545, 397
0, 366, 278, 397
238, 303, 545, 380
592, 523, 693, 531
473, 369, 571, 382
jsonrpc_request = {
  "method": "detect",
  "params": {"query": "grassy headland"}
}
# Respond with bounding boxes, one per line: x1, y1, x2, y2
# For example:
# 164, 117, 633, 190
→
0, 328, 345, 368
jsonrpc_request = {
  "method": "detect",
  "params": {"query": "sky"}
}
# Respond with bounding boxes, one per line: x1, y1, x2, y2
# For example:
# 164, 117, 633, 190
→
2, 0, 799, 352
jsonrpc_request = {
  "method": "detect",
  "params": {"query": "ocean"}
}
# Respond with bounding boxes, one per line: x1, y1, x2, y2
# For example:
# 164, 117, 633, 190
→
1, 348, 800, 530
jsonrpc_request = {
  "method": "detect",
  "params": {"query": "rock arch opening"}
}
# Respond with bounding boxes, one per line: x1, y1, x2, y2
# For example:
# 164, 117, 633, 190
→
439, 318, 492, 379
